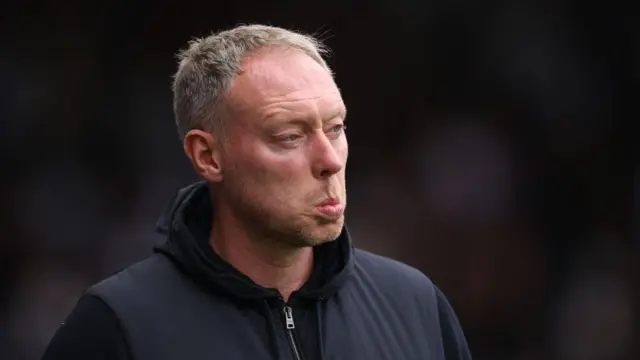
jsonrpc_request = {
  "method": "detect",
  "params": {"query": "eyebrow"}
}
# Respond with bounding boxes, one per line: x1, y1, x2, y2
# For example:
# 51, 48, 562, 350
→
332, 107, 347, 122
320, 107, 347, 123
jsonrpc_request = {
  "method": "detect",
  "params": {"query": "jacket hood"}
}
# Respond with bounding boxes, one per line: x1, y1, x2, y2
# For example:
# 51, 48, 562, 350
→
153, 181, 354, 301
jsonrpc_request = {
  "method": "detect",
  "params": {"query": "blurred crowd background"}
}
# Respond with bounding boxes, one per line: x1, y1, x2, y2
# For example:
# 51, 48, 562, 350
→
0, 1, 636, 359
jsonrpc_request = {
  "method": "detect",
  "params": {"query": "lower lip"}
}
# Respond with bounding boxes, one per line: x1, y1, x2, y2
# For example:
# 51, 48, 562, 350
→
315, 203, 344, 218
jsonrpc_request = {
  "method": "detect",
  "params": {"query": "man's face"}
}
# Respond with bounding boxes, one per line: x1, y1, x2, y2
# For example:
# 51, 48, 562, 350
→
219, 47, 348, 248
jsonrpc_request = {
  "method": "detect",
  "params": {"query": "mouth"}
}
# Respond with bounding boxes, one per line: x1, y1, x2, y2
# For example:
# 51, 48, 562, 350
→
317, 198, 340, 207
315, 198, 344, 219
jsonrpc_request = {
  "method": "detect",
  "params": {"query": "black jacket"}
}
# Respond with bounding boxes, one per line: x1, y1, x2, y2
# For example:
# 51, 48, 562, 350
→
42, 182, 471, 360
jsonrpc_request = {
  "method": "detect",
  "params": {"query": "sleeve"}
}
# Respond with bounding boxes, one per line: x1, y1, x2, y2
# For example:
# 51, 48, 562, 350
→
41, 294, 132, 360
435, 286, 472, 360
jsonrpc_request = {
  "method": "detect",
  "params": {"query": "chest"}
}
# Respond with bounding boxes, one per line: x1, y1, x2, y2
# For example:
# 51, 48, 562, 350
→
120, 294, 443, 360
318, 289, 444, 360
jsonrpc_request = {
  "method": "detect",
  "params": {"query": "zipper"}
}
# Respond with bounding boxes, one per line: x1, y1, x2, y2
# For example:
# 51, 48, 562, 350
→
283, 305, 303, 360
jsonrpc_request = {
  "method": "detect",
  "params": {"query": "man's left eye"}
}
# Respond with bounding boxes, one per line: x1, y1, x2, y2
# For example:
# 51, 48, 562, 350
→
329, 124, 346, 133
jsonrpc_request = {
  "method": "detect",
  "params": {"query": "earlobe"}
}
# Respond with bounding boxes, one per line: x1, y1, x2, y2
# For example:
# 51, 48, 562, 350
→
183, 129, 223, 183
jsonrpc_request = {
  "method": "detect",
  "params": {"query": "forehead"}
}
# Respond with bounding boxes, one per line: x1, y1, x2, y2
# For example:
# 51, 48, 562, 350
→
226, 47, 344, 119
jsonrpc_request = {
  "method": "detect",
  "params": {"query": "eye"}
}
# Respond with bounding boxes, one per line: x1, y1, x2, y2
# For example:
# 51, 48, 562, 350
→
329, 124, 346, 133
283, 134, 302, 142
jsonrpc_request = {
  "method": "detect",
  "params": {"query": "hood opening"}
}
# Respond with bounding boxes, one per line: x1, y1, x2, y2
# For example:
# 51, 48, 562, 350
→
153, 181, 354, 301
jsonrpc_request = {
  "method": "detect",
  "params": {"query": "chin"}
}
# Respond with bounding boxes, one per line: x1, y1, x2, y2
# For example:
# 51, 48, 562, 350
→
303, 234, 339, 247
306, 220, 344, 246
277, 215, 344, 247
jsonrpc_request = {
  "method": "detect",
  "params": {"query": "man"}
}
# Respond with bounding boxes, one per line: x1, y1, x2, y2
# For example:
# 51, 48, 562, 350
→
42, 24, 471, 360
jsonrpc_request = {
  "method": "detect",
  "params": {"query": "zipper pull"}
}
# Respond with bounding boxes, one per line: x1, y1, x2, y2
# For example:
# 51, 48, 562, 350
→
283, 306, 295, 329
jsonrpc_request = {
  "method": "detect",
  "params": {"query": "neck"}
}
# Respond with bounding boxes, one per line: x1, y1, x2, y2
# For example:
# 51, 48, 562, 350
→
209, 206, 313, 302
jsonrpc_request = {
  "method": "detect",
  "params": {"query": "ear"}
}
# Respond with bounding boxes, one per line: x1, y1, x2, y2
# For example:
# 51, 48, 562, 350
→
183, 129, 224, 183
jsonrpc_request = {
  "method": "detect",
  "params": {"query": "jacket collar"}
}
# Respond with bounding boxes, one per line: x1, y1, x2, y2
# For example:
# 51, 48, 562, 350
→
154, 181, 354, 300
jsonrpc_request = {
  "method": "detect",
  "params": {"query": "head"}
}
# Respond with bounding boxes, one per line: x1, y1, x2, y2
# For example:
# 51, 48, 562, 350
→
173, 25, 348, 248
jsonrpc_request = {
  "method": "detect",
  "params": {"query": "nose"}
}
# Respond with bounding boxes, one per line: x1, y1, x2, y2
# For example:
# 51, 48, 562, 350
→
311, 132, 346, 179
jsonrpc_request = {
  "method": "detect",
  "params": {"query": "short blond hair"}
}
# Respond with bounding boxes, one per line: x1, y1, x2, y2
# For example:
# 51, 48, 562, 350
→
172, 24, 332, 140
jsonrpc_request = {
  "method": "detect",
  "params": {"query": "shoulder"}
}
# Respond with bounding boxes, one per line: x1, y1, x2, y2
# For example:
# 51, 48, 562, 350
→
353, 248, 435, 286
352, 249, 472, 359
352, 248, 437, 300
88, 255, 165, 291
86, 254, 184, 310
41, 294, 131, 360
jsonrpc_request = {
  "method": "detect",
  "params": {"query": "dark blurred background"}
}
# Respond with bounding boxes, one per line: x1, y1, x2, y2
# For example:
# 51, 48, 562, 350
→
0, 1, 636, 359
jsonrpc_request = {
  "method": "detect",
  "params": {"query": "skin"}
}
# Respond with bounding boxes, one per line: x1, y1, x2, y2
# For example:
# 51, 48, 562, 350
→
183, 46, 348, 300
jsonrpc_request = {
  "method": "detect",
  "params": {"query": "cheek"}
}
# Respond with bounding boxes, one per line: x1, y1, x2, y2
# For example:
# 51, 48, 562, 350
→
334, 138, 349, 170
334, 133, 348, 154
339, 139, 349, 161
254, 157, 301, 184
246, 155, 308, 210
245, 144, 306, 185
